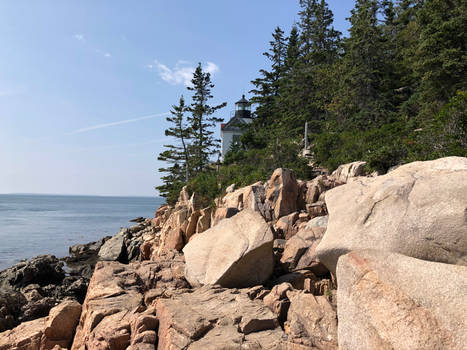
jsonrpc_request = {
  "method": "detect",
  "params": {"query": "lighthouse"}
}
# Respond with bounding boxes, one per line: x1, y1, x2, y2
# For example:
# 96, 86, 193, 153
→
220, 95, 253, 159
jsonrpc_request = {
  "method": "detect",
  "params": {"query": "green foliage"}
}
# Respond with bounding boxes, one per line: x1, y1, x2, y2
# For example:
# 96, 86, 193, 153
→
412, 0, 467, 117
156, 96, 192, 200
314, 121, 410, 173
186, 170, 220, 208
222, 137, 312, 184
157, 0, 467, 206
407, 91, 467, 160
156, 64, 226, 202
187, 63, 227, 173
329, 0, 396, 129
156, 161, 187, 205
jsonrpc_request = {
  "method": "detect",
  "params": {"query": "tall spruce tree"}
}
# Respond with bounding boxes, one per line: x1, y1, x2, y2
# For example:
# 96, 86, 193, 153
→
330, 0, 394, 129
386, 0, 423, 118
285, 26, 300, 72
411, 0, 467, 118
280, 0, 341, 135
250, 26, 287, 130
187, 63, 226, 173
156, 96, 191, 202
298, 0, 341, 65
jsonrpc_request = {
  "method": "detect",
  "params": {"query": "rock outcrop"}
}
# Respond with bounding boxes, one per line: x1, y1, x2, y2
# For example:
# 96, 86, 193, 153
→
0, 255, 65, 290
316, 157, 467, 272
265, 168, 300, 220
337, 250, 467, 350
4, 158, 465, 350
221, 182, 266, 214
98, 230, 127, 262
285, 291, 338, 350
280, 225, 327, 275
0, 255, 86, 332
330, 161, 366, 184
183, 210, 274, 288
212, 207, 239, 226
274, 212, 299, 240
155, 285, 284, 349
0, 300, 81, 350
71, 251, 188, 350
64, 236, 111, 279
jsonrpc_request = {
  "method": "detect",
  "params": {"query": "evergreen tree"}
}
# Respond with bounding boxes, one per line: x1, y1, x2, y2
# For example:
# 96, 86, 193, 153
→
187, 63, 226, 173
250, 26, 287, 130
156, 96, 191, 202
263, 26, 288, 96
156, 0, 467, 204
280, 0, 341, 135
388, 0, 424, 117
298, 0, 341, 65
285, 26, 300, 72
330, 0, 394, 129
411, 0, 467, 118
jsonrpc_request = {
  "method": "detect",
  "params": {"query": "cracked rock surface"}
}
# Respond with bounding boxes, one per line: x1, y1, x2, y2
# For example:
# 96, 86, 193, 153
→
316, 156, 467, 273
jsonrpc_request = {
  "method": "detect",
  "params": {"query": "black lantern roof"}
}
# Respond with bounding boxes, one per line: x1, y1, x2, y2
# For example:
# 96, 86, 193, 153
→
236, 94, 249, 105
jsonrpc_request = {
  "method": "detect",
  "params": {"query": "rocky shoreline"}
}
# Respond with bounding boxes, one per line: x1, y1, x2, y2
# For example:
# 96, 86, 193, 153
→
0, 157, 466, 349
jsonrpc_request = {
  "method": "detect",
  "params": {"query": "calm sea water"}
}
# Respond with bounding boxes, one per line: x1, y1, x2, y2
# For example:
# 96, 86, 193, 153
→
0, 194, 165, 270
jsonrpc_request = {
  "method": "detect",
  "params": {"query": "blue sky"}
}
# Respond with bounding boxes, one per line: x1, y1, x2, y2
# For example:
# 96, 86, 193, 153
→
0, 1, 354, 196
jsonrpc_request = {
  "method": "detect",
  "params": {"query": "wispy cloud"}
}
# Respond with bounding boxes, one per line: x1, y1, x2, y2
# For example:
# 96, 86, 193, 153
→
74, 34, 112, 58
150, 60, 220, 87
69, 137, 171, 153
74, 34, 85, 42
65, 112, 170, 135
205, 62, 220, 75
94, 49, 112, 59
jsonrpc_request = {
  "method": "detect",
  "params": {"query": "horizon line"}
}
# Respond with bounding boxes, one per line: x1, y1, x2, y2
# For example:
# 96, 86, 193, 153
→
1, 192, 165, 199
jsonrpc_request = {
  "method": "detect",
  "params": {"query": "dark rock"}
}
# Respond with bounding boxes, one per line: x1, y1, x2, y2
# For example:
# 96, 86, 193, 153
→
0, 254, 88, 332
98, 229, 129, 262
0, 289, 27, 332
0, 221, 155, 333
0, 255, 65, 289
64, 236, 111, 279
130, 217, 145, 223
20, 297, 58, 322
126, 240, 141, 262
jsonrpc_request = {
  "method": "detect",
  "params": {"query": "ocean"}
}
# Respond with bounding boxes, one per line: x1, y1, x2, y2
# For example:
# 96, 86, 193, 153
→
0, 194, 165, 270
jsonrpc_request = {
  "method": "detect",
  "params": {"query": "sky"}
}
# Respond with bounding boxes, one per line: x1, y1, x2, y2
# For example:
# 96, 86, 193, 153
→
0, 1, 355, 197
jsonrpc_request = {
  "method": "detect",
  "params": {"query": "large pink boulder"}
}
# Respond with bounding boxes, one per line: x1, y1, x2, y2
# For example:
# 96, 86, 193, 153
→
183, 210, 274, 288
337, 250, 467, 350
316, 157, 467, 273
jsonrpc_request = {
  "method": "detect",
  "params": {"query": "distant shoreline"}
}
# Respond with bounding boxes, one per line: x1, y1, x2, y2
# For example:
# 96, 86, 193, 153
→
0, 193, 164, 199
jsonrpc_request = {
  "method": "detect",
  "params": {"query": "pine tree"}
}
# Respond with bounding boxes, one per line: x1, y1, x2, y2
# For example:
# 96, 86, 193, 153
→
387, 0, 424, 117
330, 0, 394, 129
250, 26, 287, 129
156, 96, 191, 201
161, 96, 191, 182
280, 0, 341, 135
411, 0, 467, 118
264, 26, 288, 96
187, 63, 226, 173
298, 0, 341, 64
285, 26, 300, 72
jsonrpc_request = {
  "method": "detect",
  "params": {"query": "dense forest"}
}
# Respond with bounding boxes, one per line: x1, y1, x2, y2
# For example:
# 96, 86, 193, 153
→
157, 0, 466, 205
